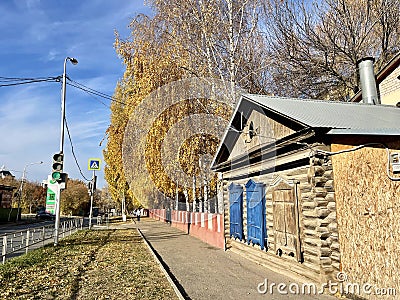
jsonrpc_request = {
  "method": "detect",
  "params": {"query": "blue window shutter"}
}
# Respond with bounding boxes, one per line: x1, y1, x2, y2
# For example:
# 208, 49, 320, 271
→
229, 183, 243, 240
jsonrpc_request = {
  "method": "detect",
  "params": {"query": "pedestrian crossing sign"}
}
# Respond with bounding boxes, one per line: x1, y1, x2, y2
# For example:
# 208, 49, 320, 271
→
88, 158, 101, 171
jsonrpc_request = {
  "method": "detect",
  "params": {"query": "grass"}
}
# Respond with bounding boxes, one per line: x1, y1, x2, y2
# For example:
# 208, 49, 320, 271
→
0, 229, 178, 300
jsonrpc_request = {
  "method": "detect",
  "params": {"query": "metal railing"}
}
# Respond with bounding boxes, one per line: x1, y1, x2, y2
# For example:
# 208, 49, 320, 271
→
1, 218, 84, 264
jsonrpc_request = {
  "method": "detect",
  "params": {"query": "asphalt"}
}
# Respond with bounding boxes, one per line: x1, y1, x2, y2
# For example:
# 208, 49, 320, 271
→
113, 218, 338, 300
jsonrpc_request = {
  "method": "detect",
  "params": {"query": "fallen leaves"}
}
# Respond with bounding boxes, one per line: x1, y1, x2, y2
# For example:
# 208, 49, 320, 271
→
0, 229, 177, 300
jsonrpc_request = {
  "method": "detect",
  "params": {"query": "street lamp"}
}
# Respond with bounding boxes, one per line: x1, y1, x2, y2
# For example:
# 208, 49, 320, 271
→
59, 57, 78, 153
54, 56, 78, 246
17, 161, 44, 221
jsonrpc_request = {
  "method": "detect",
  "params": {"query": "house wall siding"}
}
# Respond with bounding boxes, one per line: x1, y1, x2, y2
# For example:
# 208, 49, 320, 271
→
227, 109, 294, 162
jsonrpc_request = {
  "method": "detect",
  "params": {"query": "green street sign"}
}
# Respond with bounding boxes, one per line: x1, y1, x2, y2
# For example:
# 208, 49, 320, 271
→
46, 187, 56, 214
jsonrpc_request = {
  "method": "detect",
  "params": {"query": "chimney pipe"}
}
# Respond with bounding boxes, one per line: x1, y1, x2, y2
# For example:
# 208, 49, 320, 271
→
357, 57, 380, 105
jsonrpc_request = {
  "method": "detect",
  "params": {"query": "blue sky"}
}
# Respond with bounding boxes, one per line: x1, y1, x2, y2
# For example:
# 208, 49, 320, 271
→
0, 0, 151, 188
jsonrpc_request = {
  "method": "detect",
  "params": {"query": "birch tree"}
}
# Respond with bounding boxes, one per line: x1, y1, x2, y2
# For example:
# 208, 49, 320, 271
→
149, 0, 269, 95
106, 1, 267, 207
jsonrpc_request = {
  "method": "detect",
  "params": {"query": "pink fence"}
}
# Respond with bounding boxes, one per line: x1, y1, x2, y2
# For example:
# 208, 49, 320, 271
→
149, 209, 225, 249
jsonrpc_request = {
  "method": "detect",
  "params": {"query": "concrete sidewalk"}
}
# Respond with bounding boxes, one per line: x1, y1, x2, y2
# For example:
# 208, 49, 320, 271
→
119, 218, 337, 300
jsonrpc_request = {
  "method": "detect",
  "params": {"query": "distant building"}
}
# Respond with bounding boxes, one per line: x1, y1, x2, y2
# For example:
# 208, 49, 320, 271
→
0, 166, 15, 179
0, 184, 16, 208
0, 166, 18, 221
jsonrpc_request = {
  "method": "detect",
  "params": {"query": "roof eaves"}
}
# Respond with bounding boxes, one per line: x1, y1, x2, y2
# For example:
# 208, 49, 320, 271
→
212, 128, 316, 172
328, 128, 400, 135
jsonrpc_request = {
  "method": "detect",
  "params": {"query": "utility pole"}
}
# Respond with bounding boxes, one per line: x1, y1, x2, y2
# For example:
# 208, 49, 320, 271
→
54, 57, 78, 246
87, 158, 101, 229
88, 171, 96, 229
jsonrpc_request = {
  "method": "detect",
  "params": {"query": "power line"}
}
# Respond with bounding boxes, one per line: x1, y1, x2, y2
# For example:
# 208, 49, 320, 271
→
66, 81, 111, 108
64, 116, 91, 182
66, 78, 128, 106
0, 74, 128, 107
67, 78, 114, 101
0, 76, 60, 81
0, 76, 61, 87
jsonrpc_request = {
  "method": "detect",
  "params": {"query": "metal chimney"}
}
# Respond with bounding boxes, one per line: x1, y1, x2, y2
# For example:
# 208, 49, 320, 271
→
357, 57, 380, 104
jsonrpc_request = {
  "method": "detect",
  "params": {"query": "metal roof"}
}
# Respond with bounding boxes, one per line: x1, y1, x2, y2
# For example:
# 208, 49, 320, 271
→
244, 94, 400, 134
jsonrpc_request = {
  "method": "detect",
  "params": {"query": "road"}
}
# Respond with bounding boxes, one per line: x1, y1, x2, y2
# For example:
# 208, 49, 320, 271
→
0, 220, 53, 235
0, 216, 87, 263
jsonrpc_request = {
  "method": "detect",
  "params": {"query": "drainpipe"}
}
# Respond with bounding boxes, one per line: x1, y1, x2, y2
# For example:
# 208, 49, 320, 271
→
357, 57, 380, 104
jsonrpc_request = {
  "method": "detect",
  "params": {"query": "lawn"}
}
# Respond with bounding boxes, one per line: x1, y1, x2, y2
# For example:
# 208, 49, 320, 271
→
0, 229, 178, 300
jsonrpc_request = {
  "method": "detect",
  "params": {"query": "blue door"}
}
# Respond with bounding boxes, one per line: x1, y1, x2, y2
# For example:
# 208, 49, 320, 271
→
229, 183, 243, 240
246, 179, 266, 250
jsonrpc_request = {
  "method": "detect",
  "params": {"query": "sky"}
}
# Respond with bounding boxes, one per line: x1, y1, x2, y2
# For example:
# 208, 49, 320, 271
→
0, 0, 151, 188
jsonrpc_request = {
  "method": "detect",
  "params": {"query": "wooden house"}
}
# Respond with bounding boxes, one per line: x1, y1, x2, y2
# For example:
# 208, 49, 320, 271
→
211, 94, 400, 294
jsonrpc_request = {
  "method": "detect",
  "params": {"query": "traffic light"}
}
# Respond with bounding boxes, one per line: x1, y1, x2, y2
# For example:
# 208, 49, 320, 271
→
92, 176, 97, 191
52, 152, 64, 182
86, 176, 97, 193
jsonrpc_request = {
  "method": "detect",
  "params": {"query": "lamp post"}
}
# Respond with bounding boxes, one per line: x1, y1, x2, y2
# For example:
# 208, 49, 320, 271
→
17, 161, 43, 221
60, 57, 78, 153
54, 56, 78, 246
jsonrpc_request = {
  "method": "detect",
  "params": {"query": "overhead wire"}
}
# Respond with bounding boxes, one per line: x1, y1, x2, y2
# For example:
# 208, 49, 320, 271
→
66, 80, 111, 108
0, 74, 125, 106
66, 78, 128, 106
67, 79, 114, 101
0, 76, 61, 87
64, 115, 91, 182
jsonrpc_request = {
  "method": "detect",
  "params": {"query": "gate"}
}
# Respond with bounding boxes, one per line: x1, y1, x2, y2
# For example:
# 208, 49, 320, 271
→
229, 183, 243, 240
272, 181, 303, 262
245, 179, 266, 250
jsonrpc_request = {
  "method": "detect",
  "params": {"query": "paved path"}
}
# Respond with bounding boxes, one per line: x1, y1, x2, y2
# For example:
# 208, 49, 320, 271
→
116, 218, 337, 300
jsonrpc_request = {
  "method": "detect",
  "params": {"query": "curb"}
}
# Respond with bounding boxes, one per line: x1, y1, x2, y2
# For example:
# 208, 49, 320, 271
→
137, 227, 188, 300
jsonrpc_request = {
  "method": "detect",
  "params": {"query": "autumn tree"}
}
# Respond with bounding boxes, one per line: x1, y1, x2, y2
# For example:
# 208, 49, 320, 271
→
0, 176, 45, 213
20, 181, 46, 213
105, 0, 271, 208
60, 179, 90, 216
0, 175, 19, 189
99, 185, 115, 213
149, 0, 269, 95
103, 83, 129, 207
262, 0, 400, 100
105, 9, 190, 208
104, 16, 186, 208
